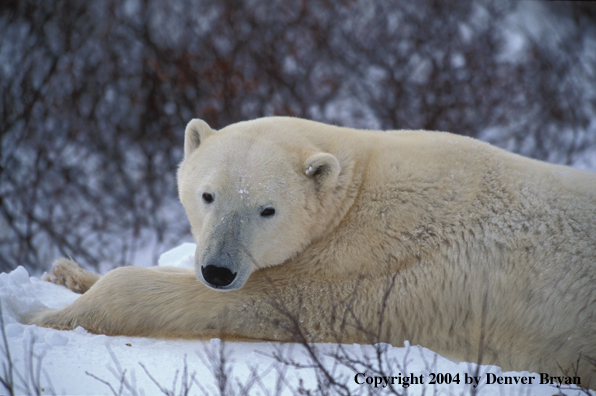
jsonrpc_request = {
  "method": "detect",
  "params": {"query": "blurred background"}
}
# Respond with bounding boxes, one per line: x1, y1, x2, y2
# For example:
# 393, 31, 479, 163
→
1, 0, 595, 274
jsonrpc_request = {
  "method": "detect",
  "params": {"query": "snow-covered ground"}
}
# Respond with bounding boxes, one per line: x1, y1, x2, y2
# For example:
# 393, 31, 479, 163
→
1, 244, 592, 395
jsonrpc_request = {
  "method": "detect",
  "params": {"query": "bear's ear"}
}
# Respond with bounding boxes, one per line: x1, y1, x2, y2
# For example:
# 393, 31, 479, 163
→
184, 119, 215, 158
303, 153, 340, 192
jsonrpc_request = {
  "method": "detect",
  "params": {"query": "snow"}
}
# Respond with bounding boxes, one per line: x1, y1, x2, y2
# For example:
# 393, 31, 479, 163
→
1, 246, 592, 395
157, 243, 196, 269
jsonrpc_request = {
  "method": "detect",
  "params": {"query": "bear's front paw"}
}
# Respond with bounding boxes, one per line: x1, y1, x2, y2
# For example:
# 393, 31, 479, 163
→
22, 309, 78, 331
42, 258, 100, 294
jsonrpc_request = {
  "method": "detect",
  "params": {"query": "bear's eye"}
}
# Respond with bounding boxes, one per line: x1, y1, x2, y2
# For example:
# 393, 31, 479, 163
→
260, 208, 275, 217
202, 193, 214, 204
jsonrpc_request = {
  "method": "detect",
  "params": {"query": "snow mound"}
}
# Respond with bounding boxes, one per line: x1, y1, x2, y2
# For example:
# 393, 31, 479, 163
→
157, 242, 196, 268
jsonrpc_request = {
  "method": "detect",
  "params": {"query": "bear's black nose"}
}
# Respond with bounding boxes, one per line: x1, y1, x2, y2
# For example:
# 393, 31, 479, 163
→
201, 265, 237, 288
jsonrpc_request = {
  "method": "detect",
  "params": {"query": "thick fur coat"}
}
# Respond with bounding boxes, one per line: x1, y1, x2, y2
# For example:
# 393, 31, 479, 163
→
26, 117, 596, 387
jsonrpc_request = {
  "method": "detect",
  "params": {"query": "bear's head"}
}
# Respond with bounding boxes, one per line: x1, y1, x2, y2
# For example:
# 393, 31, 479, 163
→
178, 118, 345, 290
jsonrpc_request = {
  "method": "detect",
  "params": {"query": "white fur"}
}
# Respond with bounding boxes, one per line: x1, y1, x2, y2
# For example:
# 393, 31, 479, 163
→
27, 117, 596, 388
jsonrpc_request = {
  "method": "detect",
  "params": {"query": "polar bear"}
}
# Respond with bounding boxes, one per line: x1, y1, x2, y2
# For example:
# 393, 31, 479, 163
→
26, 117, 596, 387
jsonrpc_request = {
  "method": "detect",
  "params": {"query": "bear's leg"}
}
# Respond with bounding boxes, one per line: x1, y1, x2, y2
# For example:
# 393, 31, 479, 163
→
25, 266, 269, 338
42, 258, 100, 294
